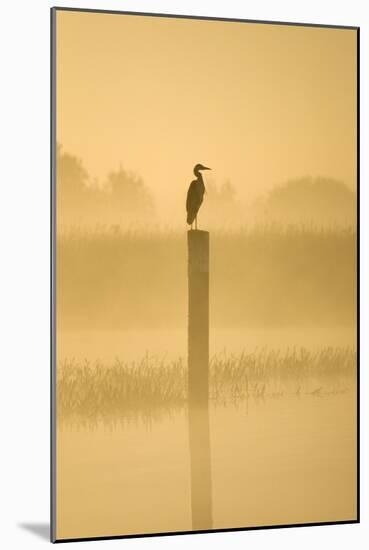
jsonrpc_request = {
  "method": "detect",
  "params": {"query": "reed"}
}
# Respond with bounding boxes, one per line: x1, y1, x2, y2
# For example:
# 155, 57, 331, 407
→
57, 346, 356, 426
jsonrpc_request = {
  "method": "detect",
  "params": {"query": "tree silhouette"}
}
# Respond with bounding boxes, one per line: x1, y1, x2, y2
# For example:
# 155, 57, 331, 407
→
106, 166, 154, 217
57, 143, 88, 197
56, 145, 155, 228
263, 177, 356, 227
56, 144, 90, 227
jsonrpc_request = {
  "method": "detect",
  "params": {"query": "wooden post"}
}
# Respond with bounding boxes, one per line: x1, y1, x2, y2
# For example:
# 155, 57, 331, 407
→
188, 230, 209, 405
187, 229, 212, 530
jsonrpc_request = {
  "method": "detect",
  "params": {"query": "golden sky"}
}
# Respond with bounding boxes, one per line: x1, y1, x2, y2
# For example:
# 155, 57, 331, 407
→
56, 10, 357, 217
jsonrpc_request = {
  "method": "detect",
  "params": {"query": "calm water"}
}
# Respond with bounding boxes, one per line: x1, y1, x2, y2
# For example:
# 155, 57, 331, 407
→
57, 326, 356, 363
56, 389, 357, 539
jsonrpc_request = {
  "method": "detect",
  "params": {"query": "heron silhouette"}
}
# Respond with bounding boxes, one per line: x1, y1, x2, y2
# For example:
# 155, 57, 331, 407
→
186, 164, 211, 229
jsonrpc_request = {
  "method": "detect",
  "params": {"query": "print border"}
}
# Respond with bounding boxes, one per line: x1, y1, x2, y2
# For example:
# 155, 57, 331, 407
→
50, 7, 360, 543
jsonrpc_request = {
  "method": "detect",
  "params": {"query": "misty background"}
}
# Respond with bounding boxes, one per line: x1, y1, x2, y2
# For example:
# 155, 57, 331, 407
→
55, 11, 357, 346
56, 144, 356, 333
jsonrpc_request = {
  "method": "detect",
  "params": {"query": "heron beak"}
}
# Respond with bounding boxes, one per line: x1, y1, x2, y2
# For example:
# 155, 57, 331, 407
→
202, 168, 210, 193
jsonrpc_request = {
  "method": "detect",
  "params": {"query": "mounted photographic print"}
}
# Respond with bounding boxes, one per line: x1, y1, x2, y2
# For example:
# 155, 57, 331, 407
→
51, 7, 359, 542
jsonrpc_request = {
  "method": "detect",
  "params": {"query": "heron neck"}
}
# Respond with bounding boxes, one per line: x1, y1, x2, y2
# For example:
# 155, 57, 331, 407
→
195, 170, 203, 182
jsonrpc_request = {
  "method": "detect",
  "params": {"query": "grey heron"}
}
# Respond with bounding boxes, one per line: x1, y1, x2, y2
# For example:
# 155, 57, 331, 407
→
186, 164, 211, 229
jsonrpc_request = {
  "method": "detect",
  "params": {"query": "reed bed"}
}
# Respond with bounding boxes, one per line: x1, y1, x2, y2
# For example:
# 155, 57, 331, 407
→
57, 346, 356, 426
57, 226, 356, 329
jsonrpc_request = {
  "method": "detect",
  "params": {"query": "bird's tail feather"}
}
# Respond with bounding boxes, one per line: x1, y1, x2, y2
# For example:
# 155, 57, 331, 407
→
187, 212, 196, 225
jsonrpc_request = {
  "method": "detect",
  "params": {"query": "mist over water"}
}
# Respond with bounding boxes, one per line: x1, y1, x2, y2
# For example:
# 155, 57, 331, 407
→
57, 326, 355, 363
57, 391, 356, 538
56, 206, 357, 539
56, 191, 357, 538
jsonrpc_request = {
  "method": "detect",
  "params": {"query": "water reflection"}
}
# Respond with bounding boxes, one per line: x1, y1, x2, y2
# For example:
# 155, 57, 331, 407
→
188, 404, 213, 530
56, 390, 356, 539
55, 343, 356, 539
